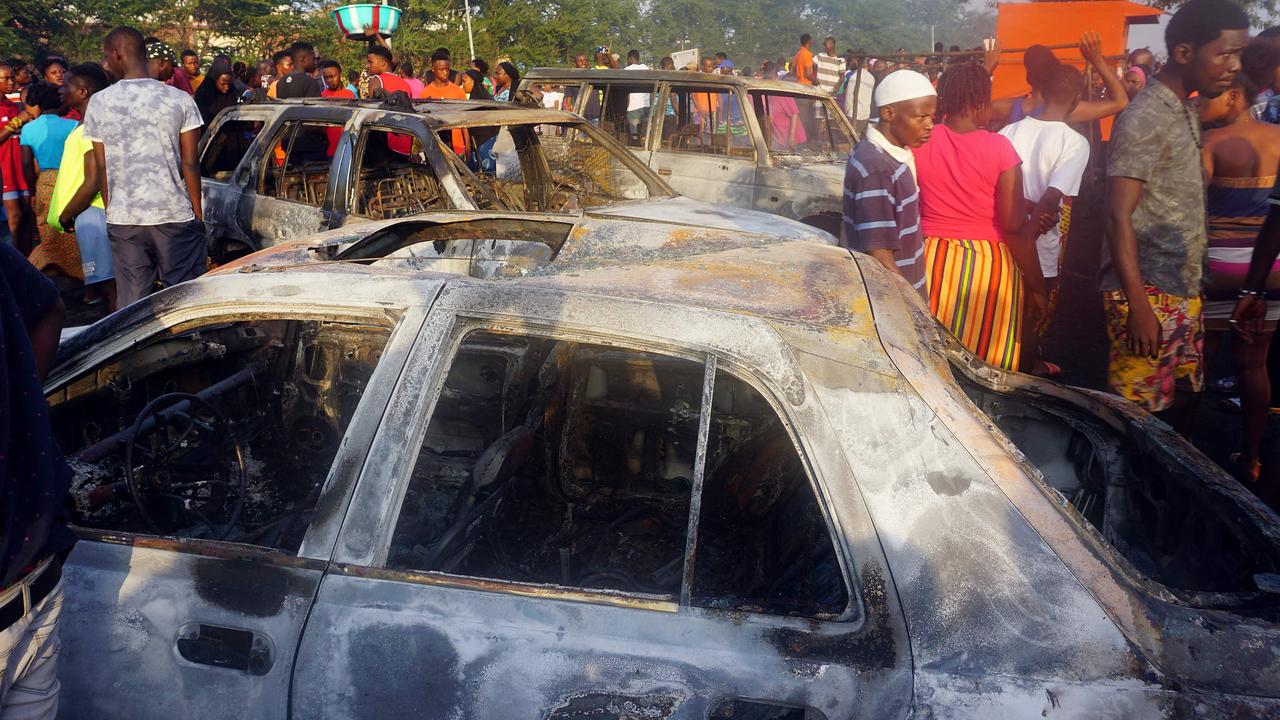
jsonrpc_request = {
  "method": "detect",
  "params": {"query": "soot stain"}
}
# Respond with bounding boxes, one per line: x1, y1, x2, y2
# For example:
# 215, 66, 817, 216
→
350, 623, 462, 717
192, 558, 299, 618
925, 471, 970, 496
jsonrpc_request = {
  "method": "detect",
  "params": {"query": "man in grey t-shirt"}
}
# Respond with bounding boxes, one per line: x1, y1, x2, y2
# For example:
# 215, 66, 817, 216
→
1102, 0, 1247, 429
84, 27, 205, 307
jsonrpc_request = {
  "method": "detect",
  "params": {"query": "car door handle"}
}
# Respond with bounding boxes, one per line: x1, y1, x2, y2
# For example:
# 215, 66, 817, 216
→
177, 623, 274, 676
657, 168, 672, 176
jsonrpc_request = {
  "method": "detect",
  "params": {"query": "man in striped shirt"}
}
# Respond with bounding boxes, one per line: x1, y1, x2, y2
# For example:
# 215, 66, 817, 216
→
840, 70, 937, 296
814, 37, 846, 96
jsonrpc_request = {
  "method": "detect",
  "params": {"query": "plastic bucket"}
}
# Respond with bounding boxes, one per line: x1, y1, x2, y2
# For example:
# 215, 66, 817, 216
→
332, 4, 402, 40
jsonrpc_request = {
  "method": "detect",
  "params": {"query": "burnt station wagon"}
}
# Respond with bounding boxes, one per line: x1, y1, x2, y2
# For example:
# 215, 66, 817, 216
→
519, 69, 855, 234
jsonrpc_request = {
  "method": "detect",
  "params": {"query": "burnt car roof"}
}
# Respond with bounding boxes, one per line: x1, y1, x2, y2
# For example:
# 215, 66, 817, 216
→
522, 68, 839, 99
212, 232, 872, 336
237, 97, 585, 130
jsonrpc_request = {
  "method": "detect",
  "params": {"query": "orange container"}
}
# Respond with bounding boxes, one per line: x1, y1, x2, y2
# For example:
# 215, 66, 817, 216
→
993, 1, 1163, 138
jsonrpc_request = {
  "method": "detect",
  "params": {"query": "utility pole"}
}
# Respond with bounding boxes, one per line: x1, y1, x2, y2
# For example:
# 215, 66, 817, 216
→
463, 0, 476, 61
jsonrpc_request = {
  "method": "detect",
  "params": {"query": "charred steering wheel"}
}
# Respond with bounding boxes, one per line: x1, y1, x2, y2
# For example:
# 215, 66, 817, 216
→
124, 392, 248, 540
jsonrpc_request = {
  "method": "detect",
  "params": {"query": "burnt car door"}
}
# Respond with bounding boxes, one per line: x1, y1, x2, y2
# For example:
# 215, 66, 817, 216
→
748, 89, 850, 231
338, 114, 461, 223
45, 295, 428, 720
289, 286, 912, 718
648, 83, 760, 210
199, 107, 273, 259
245, 108, 353, 249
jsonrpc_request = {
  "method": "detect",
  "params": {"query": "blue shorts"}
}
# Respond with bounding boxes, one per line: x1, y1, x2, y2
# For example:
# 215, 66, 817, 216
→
74, 206, 114, 284
2, 190, 30, 201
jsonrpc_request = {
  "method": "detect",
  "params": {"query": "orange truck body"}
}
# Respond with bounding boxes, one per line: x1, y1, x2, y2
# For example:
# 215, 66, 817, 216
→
993, 1, 1163, 138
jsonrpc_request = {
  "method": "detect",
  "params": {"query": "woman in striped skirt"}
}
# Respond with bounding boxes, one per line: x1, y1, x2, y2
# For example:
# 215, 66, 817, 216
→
912, 62, 1047, 371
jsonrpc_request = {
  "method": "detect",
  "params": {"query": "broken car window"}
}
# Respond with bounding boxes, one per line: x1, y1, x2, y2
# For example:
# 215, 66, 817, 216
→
49, 318, 394, 553
389, 331, 703, 597
581, 81, 659, 149
692, 370, 849, 619
260, 120, 341, 207
955, 370, 1280, 600
200, 119, 263, 181
354, 127, 450, 220
659, 86, 754, 158
386, 331, 850, 617
748, 90, 852, 162
460, 122, 661, 213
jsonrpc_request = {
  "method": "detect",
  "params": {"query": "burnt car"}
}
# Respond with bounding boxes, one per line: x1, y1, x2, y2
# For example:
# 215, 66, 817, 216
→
199, 97, 830, 259
519, 69, 855, 234
46, 217, 1280, 719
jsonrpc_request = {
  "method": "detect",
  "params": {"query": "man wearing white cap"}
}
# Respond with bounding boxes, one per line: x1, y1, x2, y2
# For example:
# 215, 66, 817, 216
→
840, 70, 937, 296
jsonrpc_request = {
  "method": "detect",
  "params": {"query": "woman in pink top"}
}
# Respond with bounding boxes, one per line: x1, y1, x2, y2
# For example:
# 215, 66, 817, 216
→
913, 62, 1046, 371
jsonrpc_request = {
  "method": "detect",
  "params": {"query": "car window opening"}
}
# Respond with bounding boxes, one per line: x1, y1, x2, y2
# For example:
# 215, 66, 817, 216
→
49, 319, 394, 553
387, 331, 847, 619
955, 368, 1280, 605
660, 86, 754, 158
692, 369, 849, 618
355, 128, 451, 219
448, 122, 665, 213
201, 119, 265, 181
580, 83, 656, 149
261, 120, 343, 207
749, 90, 852, 163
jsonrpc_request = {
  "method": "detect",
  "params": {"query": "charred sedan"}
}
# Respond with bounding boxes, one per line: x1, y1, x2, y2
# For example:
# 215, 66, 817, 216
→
46, 218, 1280, 718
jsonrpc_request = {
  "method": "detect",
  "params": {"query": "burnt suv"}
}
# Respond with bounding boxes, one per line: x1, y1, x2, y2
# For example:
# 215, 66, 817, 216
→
519, 69, 856, 234
198, 97, 831, 259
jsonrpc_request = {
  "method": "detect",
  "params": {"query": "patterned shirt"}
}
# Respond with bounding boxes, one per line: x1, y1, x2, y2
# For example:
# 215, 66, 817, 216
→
1101, 79, 1207, 297
841, 128, 926, 295
82, 78, 203, 226
814, 53, 846, 95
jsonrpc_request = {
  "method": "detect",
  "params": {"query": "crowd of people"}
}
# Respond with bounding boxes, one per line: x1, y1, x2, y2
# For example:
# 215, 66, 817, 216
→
842, 0, 1280, 493
0, 32, 533, 319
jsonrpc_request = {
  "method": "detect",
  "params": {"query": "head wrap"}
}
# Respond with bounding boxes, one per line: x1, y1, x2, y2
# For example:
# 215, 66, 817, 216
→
145, 40, 174, 62
873, 70, 937, 108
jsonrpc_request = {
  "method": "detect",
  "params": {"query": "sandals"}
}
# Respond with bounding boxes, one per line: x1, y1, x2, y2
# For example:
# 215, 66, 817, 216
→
1032, 360, 1063, 378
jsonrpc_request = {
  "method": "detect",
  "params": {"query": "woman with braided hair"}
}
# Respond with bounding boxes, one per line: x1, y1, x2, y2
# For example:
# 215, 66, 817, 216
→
913, 61, 1047, 371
